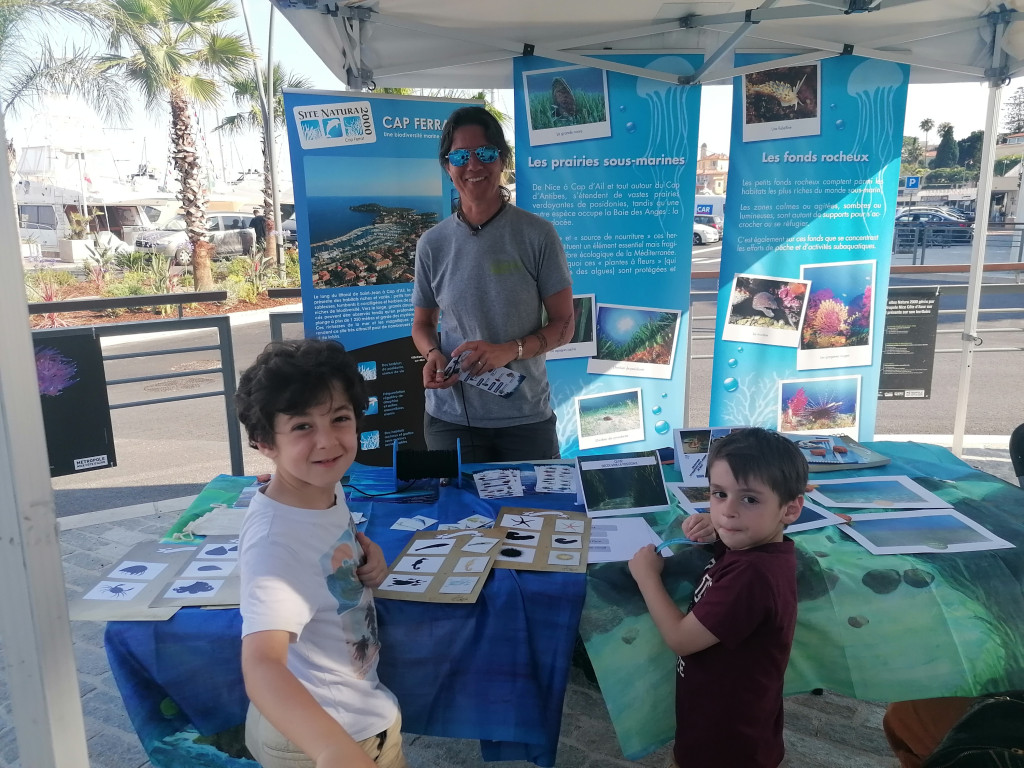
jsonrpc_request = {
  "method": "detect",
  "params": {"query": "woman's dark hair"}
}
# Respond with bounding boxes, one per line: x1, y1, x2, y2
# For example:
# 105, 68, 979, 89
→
437, 106, 511, 170
235, 338, 369, 449
707, 427, 809, 504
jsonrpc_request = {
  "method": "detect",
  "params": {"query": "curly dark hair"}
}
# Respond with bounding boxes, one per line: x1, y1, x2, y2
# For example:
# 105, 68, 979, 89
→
235, 339, 369, 449
437, 105, 511, 170
707, 427, 808, 504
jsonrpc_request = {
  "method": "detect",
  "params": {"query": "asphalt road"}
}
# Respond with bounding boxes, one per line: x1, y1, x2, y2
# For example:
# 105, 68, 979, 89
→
50, 240, 1022, 516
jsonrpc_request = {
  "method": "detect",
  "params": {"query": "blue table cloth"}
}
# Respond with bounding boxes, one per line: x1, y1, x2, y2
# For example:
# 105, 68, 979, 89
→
105, 463, 587, 768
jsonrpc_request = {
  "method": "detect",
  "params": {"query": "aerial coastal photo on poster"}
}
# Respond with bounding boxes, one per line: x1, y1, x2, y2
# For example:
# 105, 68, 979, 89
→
587, 304, 681, 379
742, 63, 821, 142
547, 294, 598, 360
778, 374, 861, 436
798, 260, 877, 370
303, 155, 441, 289
575, 387, 644, 451
522, 65, 612, 146
722, 274, 810, 348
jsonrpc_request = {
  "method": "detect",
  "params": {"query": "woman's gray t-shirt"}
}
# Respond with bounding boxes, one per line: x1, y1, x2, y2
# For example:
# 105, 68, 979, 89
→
412, 204, 572, 428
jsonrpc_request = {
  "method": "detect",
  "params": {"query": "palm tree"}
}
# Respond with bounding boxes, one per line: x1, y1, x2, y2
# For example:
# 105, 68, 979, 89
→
0, 0, 129, 165
214, 63, 312, 221
97, 0, 253, 291
919, 117, 935, 167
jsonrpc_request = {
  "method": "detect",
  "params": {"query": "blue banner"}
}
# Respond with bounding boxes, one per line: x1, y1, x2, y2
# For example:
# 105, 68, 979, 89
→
514, 54, 702, 457
708, 56, 908, 439
283, 91, 469, 464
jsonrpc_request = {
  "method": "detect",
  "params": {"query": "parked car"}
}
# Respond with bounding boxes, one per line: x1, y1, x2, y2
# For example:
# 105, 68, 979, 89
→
134, 212, 256, 266
281, 216, 297, 244
693, 221, 721, 245
694, 213, 724, 234
894, 210, 973, 249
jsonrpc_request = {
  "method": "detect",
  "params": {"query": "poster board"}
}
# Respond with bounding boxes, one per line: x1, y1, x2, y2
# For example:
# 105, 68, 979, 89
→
33, 328, 116, 477
374, 531, 500, 604
878, 286, 940, 400
492, 507, 591, 573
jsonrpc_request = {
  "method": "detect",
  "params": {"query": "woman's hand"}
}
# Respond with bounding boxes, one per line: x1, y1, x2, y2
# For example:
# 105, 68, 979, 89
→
451, 339, 517, 375
422, 349, 457, 390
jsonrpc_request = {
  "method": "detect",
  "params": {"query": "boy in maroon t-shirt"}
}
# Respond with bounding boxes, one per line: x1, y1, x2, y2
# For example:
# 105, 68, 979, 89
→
629, 427, 808, 768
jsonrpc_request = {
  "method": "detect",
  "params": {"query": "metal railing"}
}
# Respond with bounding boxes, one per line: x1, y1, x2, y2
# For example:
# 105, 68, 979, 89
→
28, 293, 245, 475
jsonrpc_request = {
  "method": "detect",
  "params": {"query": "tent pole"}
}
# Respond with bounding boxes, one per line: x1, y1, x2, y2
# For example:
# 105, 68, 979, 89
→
951, 80, 1003, 455
0, 105, 90, 768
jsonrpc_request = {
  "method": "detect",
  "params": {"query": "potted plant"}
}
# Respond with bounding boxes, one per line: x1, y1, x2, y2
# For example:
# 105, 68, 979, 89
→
58, 211, 103, 263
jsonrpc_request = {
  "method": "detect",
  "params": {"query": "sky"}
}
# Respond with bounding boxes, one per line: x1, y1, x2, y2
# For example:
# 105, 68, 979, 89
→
3, 1, 1015, 183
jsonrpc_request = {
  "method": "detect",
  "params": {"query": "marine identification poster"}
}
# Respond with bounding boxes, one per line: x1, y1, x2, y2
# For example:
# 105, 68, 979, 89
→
514, 54, 702, 457
709, 55, 908, 439
283, 90, 471, 465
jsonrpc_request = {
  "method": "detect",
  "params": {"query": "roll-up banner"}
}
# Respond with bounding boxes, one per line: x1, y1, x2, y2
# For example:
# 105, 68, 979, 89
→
514, 54, 702, 457
708, 55, 909, 440
283, 91, 471, 465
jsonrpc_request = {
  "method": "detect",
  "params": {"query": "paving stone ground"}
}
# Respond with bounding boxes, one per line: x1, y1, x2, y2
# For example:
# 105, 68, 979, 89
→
0, 444, 1016, 768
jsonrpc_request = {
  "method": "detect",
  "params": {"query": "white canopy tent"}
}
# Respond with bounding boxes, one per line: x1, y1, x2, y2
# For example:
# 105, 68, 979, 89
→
0, 1, 1022, 764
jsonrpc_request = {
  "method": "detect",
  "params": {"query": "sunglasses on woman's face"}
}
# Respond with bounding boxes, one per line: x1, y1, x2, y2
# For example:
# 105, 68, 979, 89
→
446, 145, 501, 167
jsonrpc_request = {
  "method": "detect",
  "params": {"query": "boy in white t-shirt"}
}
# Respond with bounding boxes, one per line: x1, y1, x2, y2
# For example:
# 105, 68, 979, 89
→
235, 339, 406, 768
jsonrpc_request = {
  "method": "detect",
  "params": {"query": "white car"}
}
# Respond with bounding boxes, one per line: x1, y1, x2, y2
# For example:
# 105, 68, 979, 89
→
134, 212, 256, 265
693, 221, 721, 245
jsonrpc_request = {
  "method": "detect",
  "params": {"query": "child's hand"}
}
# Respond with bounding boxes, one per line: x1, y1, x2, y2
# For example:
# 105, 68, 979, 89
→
629, 544, 664, 585
355, 532, 387, 588
682, 513, 718, 544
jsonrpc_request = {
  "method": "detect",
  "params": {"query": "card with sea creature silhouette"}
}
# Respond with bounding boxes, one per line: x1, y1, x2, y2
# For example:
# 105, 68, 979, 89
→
149, 536, 243, 608
742, 63, 821, 142
778, 375, 861, 436
69, 538, 204, 621
723, 275, 811, 348
575, 388, 644, 451
546, 294, 598, 360
807, 476, 952, 510
588, 304, 682, 380
837, 509, 1013, 555
671, 426, 747, 486
374, 530, 500, 604
576, 450, 670, 518
492, 507, 591, 573
798, 260, 877, 370
522, 65, 612, 146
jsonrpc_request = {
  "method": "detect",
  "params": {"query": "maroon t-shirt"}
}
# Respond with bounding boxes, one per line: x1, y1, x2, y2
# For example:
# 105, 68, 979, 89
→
673, 539, 797, 768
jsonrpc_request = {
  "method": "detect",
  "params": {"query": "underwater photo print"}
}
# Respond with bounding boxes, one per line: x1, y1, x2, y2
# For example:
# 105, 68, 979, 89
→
575, 388, 644, 451
588, 303, 681, 379
778, 375, 860, 436
547, 294, 598, 360
838, 509, 1013, 555
798, 260, 876, 370
722, 274, 810, 348
742, 63, 821, 142
808, 475, 951, 510
523, 65, 612, 146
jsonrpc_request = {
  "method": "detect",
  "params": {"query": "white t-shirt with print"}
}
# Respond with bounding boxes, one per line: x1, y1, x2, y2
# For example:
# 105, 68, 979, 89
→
239, 485, 398, 740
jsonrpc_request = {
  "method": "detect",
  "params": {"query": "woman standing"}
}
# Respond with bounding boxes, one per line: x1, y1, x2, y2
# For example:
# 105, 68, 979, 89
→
411, 106, 574, 462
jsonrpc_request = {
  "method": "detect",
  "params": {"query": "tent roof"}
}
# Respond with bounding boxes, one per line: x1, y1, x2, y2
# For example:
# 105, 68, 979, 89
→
271, 0, 1023, 89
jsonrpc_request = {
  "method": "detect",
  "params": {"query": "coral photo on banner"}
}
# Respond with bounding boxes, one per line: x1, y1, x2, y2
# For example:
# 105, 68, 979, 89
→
514, 54, 702, 457
708, 55, 909, 439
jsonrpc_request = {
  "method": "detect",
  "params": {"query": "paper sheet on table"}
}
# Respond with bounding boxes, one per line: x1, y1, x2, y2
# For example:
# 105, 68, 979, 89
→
587, 517, 670, 563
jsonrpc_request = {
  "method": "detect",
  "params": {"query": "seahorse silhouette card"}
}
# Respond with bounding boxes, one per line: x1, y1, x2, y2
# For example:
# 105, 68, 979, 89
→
492, 507, 591, 573
723, 274, 811, 348
375, 530, 499, 604
742, 62, 821, 142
